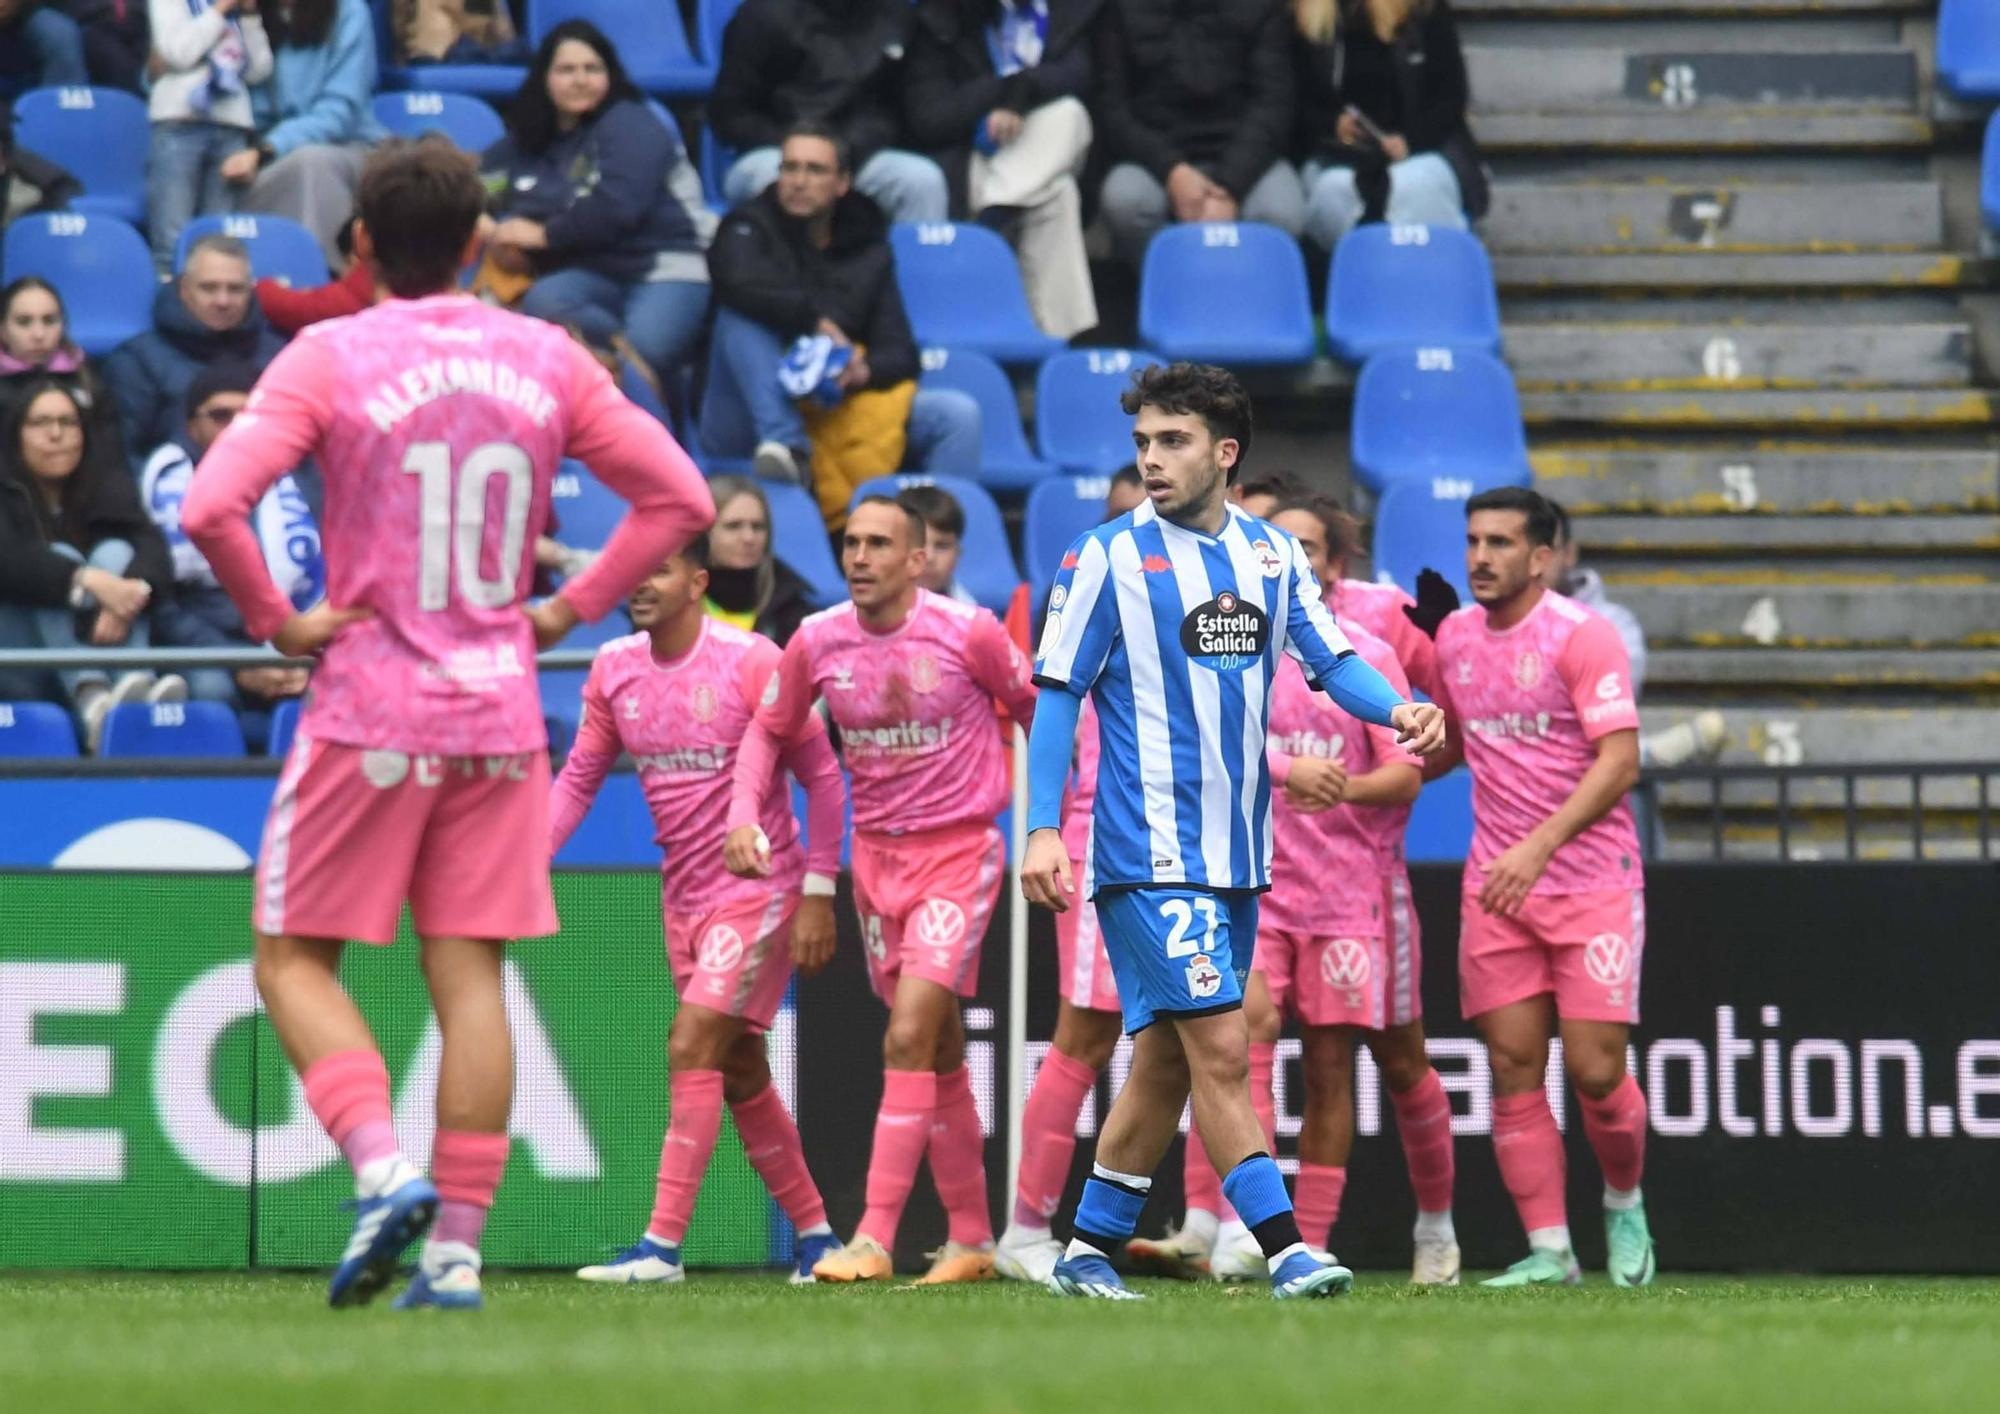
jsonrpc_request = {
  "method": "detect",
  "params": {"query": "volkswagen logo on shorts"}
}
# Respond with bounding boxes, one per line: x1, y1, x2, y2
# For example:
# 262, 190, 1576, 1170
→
912, 898, 966, 949
698, 924, 746, 971
1584, 932, 1632, 985
360, 751, 409, 789
1321, 938, 1372, 991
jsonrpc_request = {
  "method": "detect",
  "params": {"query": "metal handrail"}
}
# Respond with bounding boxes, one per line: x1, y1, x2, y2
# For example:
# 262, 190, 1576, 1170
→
0, 647, 603, 670
1644, 761, 2000, 861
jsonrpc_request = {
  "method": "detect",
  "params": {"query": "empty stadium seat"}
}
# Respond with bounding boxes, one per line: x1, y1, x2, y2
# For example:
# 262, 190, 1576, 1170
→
528, 0, 713, 96
1349, 347, 1530, 495
850, 474, 1020, 613
1138, 222, 1315, 365
890, 223, 1063, 365
175, 214, 329, 289
98, 701, 247, 758
268, 698, 302, 759
10, 86, 149, 226
1034, 348, 1162, 474
762, 479, 845, 609
2, 213, 154, 356
918, 348, 1056, 493
1984, 112, 2000, 233
548, 460, 626, 553
0, 702, 77, 757
1371, 478, 1492, 602
370, 91, 505, 152
1939, 0, 2000, 100
1024, 475, 1115, 604
1326, 224, 1502, 364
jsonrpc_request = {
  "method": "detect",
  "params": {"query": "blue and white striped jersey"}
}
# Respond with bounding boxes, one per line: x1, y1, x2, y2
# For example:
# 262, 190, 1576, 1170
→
1034, 499, 1372, 894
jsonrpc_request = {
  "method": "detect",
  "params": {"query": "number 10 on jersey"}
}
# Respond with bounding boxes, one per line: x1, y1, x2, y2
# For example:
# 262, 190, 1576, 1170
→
403, 440, 534, 611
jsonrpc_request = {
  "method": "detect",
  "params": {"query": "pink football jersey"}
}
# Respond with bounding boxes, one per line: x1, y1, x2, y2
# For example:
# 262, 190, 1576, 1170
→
737, 589, 1037, 837
1434, 591, 1644, 897
183, 295, 711, 754
549, 621, 842, 913
1263, 622, 1423, 936
1058, 696, 1101, 862
1335, 577, 1439, 700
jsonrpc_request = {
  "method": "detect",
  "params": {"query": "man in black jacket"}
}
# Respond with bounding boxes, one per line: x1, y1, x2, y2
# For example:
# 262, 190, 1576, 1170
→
702, 125, 979, 523
1093, 0, 1303, 266
711, 0, 949, 225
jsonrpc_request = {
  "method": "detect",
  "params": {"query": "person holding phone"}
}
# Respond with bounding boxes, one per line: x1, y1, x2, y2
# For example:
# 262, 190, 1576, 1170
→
1291, 0, 1486, 253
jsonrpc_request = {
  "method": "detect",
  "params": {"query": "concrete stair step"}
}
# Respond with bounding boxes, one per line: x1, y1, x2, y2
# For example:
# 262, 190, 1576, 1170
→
1612, 582, 2000, 647
1483, 180, 1942, 253
1477, 110, 1931, 150
1456, 0, 1930, 13
1532, 446, 2000, 515
1659, 818, 1994, 863
1573, 514, 2000, 554
1495, 252, 1989, 292
1519, 388, 1999, 430
1503, 320, 1971, 390
1644, 648, 2000, 691
1468, 47, 1918, 109
1640, 705, 2000, 770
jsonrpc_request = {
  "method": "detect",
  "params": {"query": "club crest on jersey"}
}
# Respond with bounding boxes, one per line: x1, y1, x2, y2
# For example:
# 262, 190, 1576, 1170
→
623, 695, 642, 720
909, 654, 941, 694
690, 683, 719, 724
1185, 953, 1222, 1000
1514, 651, 1543, 689
1180, 590, 1269, 673
1251, 539, 1284, 578
1457, 657, 1474, 685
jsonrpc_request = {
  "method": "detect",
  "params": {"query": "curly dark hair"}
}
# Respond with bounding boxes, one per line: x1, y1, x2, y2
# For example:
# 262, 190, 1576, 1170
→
1119, 362, 1254, 482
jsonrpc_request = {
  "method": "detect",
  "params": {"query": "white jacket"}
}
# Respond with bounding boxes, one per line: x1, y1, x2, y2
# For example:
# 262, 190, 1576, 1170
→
147, 1, 274, 128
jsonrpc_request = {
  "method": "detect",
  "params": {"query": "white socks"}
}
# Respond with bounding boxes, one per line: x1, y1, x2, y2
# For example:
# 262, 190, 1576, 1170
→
1604, 1185, 1643, 1212
1527, 1224, 1573, 1255
1414, 1209, 1457, 1245
355, 1153, 415, 1200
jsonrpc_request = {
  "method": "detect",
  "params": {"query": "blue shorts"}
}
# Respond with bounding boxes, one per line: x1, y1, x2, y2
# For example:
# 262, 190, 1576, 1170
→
1093, 887, 1261, 1035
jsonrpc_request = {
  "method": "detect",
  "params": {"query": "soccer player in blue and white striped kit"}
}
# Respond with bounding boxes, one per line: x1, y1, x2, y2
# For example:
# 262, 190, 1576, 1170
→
1021, 363, 1447, 1299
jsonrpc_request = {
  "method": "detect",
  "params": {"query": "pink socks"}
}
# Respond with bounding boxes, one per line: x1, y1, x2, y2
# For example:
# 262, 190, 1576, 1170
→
302, 1048, 399, 1177
1183, 1117, 1223, 1216
1390, 1068, 1457, 1215
929, 1066, 993, 1247
858, 1069, 936, 1247
1014, 1048, 1095, 1228
647, 1070, 725, 1246
1293, 1162, 1347, 1249
430, 1129, 509, 1249
1248, 1042, 1278, 1153
731, 1084, 829, 1234
1578, 1074, 1648, 1193
1492, 1089, 1568, 1236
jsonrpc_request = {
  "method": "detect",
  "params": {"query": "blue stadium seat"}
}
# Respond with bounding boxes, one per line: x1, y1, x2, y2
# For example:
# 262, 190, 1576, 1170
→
11, 87, 149, 226
0, 701, 78, 757
1138, 222, 1316, 365
1406, 767, 1473, 862
698, 0, 743, 65
268, 698, 302, 758
1371, 477, 1504, 603
890, 223, 1063, 365
528, 0, 714, 97
2, 213, 154, 356
850, 474, 1021, 614
1349, 347, 1529, 495
761, 479, 844, 609
1940, 0, 2000, 100
175, 213, 329, 289
371, 0, 526, 96
1023, 475, 1115, 606
538, 610, 636, 737
98, 701, 247, 758
917, 348, 1056, 493
370, 91, 505, 152
1984, 112, 2000, 233
1034, 348, 1162, 474
548, 459, 626, 552
1326, 223, 1501, 364
700, 126, 737, 210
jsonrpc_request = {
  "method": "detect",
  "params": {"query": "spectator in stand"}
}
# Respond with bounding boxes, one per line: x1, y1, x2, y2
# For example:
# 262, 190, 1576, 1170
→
479, 21, 713, 385
704, 124, 980, 530
60, 0, 151, 92
1230, 470, 1308, 521
140, 361, 316, 712
711, 0, 948, 224
0, 380, 185, 750
1104, 462, 1144, 517
223, 0, 387, 267
899, 482, 977, 605
104, 232, 285, 458
0, 2, 89, 98
0, 277, 125, 466
701, 473, 816, 647
390, 0, 525, 69
146, 0, 274, 274
904, 0, 1099, 340
255, 212, 374, 333
1093, 0, 1302, 267
0, 105, 81, 226
1292, 0, 1484, 253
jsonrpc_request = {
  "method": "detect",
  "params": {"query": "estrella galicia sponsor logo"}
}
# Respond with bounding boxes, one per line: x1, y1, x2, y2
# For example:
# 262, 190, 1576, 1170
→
1179, 590, 1269, 673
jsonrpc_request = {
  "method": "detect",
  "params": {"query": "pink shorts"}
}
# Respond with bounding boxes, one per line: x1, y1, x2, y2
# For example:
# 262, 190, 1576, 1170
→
1459, 885, 1646, 1023
256, 735, 557, 945
1382, 870, 1423, 1028
1054, 855, 1119, 1013
1258, 928, 1388, 1030
665, 887, 798, 1033
850, 823, 1004, 1005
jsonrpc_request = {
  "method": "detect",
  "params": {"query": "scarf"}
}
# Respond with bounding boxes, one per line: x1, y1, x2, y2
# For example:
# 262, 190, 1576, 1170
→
987, 0, 1049, 77
142, 441, 324, 608
186, 0, 251, 117
0, 344, 85, 377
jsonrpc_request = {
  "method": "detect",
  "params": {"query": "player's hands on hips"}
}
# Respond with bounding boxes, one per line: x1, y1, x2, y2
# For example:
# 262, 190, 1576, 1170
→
524, 595, 580, 651
1479, 832, 1554, 916
724, 824, 774, 878
791, 896, 836, 976
273, 602, 371, 658
1282, 756, 1347, 812
1391, 701, 1447, 756
1021, 828, 1074, 912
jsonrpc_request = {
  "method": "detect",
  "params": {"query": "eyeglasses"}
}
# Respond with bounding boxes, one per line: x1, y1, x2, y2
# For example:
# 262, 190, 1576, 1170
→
24, 414, 81, 433
196, 406, 239, 426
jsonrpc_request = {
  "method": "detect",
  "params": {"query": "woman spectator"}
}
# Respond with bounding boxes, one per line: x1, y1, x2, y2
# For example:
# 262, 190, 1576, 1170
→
223, 0, 387, 266
0, 381, 184, 750
1293, 0, 1485, 253
701, 474, 815, 648
146, 0, 275, 273
904, 0, 1100, 340
0, 277, 125, 468
480, 21, 713, 386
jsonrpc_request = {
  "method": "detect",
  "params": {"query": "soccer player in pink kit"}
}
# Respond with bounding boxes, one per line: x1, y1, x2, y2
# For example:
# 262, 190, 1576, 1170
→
1428, 486, 1654, 1288
181, 140, 714, 1312
730, 495, 1037, 1285
548, 535, 845, 1286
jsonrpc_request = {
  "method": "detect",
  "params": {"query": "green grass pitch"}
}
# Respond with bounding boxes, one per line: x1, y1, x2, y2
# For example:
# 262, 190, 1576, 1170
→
5, 1271, 1996, 1412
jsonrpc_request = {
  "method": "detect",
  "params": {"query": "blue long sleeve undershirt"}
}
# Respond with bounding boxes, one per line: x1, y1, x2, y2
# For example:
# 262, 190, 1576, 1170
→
1026, 684, 1083, 835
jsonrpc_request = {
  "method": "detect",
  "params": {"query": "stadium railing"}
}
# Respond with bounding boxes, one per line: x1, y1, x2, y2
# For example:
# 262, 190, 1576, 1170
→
1646, 761, 2000, 863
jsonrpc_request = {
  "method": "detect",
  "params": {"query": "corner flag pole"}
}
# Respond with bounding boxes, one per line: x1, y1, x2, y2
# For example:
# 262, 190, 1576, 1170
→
1007, 722, 1030, 1194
